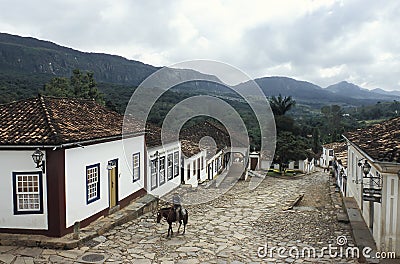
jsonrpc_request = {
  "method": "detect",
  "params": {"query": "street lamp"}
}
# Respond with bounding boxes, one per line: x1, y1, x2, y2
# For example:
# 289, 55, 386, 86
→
358, 159, 371, 177
32, 148, 45, 173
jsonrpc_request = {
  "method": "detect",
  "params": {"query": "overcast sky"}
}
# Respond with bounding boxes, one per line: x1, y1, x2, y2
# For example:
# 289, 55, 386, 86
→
0, 0, 399, 91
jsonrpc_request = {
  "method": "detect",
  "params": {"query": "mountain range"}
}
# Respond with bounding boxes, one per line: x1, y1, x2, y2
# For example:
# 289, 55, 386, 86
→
1, 32, 399, 107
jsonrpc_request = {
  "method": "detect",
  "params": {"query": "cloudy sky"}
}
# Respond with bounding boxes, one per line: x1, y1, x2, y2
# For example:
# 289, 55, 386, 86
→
0, 0, 399, 91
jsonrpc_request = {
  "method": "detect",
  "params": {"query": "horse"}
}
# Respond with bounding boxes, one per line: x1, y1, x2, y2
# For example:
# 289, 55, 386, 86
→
156, 206, 188, 237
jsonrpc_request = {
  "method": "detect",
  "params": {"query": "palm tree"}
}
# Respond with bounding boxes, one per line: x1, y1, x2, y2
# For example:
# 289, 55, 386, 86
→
269, 94, 296, 115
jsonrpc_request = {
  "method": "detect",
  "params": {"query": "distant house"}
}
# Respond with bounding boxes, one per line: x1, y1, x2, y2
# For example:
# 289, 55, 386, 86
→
328, 142, 348, 195
180, 140, 207, 187
249, 151, 260, 171
180, 121, 249, 182
145, 124, 181, 197
344, 117, 400, 256
320, 143, 336, 170
0, 96, 146, 237
287, 156, 316, 174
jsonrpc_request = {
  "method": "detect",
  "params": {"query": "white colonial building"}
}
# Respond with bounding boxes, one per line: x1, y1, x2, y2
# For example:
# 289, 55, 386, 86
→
145, 125, 181, 197
344, 117, 400, 256
320, 144, 335, 170
0, 96, 146, 237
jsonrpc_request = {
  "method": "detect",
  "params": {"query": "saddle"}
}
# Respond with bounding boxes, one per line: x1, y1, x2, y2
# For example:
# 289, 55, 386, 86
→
173, 206, 186, 217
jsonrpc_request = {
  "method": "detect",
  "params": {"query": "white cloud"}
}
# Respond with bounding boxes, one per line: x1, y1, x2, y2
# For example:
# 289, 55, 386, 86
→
0, 0, 399, 90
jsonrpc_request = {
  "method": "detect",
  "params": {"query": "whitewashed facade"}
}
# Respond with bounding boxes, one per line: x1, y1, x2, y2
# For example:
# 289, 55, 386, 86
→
182, 150, 207, 187
345, 138, 400, 256
64, 136, 145, 228
0, 150, 49, 230
0, 97, 147, 237
147, 141, 181, 197
320, 146, 335, 170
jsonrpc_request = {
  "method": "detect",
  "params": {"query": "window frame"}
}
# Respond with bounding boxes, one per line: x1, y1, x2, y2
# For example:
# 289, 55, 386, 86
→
187, 163, 191, 180
86, 163, 101, 204
167, 153, 173, 181
173, 151, 179, 177
159, 156, 166, 186
151, 158, 158, 190
12, 171, 43, 215
132, 153, 140, 182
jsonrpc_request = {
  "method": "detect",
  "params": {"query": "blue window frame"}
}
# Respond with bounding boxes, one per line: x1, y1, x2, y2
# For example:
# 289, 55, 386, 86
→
12, 171, 43, 215
132, 153, 140, 182
159, 156, 165, 186
86, 163, 100, 204
173, 151, 179, 177
151, 158, 158, 190
167, 153, 173, 181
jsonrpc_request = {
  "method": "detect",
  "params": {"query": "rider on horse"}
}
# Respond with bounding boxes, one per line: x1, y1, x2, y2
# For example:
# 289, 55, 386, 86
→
172, 192, 182, 221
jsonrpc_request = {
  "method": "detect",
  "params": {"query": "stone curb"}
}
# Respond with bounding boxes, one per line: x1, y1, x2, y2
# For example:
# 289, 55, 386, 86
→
0, 194, 159, 250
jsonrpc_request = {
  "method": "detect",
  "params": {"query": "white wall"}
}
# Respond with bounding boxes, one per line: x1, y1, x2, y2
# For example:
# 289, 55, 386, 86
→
383, 174, 399, 254
147, 142, 181, 198
65, 135, 145, 228
0, 150, 48, 230
321, 147, 334, 168
183, 150, 207, 187
346, 144, 400, 255
347, 145, 363, 204
206, 150, 224, 180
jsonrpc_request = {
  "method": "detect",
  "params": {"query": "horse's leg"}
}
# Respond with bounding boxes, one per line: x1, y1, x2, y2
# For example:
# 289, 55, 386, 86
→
177, 220, 182, 234
182, 216, 187, 235
167, 222, 172, 238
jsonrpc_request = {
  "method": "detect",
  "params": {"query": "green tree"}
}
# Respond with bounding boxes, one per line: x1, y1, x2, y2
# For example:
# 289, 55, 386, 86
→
311, 127, 321, 154
42, 77, 72, 97
43, 69, 105, 105
274, 131, 308, 173
269, 94, 296, 115
321, 105, 343, 142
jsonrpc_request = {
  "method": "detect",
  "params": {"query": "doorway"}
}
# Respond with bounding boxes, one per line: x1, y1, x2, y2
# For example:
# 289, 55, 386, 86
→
108, 159, 118, 208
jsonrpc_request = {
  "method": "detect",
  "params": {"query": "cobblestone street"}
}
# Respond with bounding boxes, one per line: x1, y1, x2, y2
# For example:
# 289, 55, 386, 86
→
0, 168, 360, 264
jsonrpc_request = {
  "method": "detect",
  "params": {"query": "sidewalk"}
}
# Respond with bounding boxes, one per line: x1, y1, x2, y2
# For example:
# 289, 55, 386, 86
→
0, 194, 158, 249
343, 196, 380, 264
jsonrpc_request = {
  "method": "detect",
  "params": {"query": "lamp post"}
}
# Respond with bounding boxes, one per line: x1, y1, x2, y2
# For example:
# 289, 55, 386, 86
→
359, 159, 371, 177
31, 148, 45, 173
357, 159, 371, 211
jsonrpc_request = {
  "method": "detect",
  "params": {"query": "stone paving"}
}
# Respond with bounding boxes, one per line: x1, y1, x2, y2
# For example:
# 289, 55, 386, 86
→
0, 168, 360, 264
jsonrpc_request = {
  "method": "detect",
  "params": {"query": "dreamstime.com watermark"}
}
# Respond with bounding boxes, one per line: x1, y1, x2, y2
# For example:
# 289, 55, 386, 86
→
257, 236, 396, 260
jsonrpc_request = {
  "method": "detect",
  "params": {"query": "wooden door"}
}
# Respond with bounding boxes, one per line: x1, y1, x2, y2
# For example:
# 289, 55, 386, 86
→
250, 157, 258, 170
110, 166, 116, 207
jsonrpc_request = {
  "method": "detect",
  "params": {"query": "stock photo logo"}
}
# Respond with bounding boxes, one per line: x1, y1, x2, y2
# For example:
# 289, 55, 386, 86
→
122, 60, 276, 205
257, 235, 396, 260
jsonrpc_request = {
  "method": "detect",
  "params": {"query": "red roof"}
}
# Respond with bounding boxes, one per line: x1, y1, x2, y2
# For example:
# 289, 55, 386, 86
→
345, 117, 400, 163
0, 96, 143, 146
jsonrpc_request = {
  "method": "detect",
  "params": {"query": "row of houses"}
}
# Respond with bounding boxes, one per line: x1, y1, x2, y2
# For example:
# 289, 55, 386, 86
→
249, 151, 316, 174
321, 117, 400, 256
0, 96, 245, 237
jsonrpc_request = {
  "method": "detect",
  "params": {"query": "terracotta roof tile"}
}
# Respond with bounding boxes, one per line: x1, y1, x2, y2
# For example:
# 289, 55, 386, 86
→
180, 121, 231, 152
0, 96, 144, 146
180, 139, 202, 157
179, 120, 246, 158
345, 117, 400, 163
145, 123, 178, 148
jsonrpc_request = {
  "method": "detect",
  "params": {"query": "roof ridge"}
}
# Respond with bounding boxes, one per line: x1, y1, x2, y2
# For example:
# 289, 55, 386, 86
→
38, 96, 61, 144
